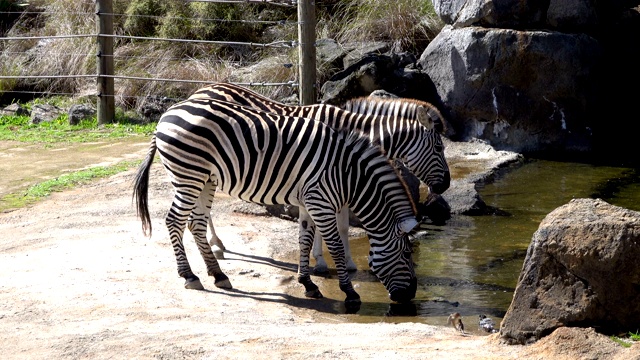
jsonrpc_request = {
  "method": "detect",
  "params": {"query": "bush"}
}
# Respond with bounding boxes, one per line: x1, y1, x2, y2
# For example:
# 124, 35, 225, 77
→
122, 0, 167, 38
334, 0, 442, 53
1, 0, 442, 110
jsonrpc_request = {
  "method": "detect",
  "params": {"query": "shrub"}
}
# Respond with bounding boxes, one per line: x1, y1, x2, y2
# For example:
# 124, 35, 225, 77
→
122, 0, 167, 38
333, 0, 443, 53
1, 0, 442, 110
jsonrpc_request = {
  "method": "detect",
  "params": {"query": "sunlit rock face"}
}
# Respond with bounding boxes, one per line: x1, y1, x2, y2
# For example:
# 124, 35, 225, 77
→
418, 25, 599, 154
500, 198, 640, 345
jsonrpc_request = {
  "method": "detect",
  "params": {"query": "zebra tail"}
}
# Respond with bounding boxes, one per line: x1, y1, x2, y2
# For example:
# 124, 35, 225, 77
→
133, 135, 157, 237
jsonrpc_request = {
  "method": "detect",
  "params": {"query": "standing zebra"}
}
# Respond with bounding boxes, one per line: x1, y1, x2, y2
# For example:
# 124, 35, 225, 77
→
133, 98, 419, 306
190, 82, 450, 272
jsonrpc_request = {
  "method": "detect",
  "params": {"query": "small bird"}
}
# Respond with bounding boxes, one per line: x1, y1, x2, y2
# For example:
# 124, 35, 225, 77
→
447, 312, 465, 334
478, 315, 497, 333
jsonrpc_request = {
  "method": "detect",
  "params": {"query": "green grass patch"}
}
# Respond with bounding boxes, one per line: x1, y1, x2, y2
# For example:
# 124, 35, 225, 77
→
0, 114, 156, 143
0, 160, 141, 212
610, 331, 640, 348
611, 336, 632, 348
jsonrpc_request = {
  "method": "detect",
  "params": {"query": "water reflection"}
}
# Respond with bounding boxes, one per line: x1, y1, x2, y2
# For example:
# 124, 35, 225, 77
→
317, 159, 640, 330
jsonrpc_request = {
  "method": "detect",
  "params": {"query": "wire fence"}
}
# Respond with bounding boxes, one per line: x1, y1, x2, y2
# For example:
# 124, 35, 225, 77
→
0, 0, 317, 123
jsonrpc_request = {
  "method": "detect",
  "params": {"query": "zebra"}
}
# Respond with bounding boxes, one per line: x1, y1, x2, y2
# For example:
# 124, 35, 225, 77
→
190, 82, 450, 273
133, 97, 419, 307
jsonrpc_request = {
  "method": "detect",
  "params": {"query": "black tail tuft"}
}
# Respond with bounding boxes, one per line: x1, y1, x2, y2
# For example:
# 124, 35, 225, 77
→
133, 135, 157, 237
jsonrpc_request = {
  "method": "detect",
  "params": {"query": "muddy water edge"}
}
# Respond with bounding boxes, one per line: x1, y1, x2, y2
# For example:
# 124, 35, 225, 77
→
311, 158, 640, 335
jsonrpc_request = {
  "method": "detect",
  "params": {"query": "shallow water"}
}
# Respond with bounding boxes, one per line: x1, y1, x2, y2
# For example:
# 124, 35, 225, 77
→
317, 159, 640, 333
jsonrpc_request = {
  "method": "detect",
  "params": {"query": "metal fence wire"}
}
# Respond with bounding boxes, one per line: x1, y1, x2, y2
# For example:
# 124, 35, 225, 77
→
0, 0, 317, 123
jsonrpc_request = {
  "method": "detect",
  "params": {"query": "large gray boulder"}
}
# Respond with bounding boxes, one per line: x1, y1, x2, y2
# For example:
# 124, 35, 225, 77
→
432, 0, 602, 31
500, 198, 640, 345
418, 25, 600, 153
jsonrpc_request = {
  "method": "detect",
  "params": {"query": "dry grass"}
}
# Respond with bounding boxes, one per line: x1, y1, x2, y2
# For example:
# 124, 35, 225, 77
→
4, 0, 95, 94
114, 43, 239, 110
1, 0, 441, 109
334, 0, 443, 53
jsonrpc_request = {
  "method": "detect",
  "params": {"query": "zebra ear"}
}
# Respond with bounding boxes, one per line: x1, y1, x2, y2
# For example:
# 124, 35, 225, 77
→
416, 106, 435, 130
399, 218, 419, 233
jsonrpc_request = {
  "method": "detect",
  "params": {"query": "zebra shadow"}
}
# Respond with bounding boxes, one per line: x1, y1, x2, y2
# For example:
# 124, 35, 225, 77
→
201, 286, 415, 316
216, 250, 419, 315
200, 287, 357, 314
222, 250, 298, 273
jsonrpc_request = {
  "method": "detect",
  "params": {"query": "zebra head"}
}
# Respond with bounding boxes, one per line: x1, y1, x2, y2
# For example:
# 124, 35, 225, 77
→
406, 102, 450, 195
343, 132, 420, 303
367, 217, 418, 303
344, 97, 451, 195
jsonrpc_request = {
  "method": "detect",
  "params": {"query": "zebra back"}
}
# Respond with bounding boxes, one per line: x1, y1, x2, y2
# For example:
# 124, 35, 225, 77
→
189, 82, 291, 113
344, 97, 447, 134
189, 84, 450, 194
343, 96, 450, 194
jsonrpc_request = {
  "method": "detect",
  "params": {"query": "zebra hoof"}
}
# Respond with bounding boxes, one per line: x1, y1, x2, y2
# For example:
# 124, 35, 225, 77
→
184, 278, 204, 290
215, 279, 232, 289
305, 288, 323, 299
344, 299, 362, 314
214, 273, 233, 289
342, 285, 361, 310
345, 291, 361, 304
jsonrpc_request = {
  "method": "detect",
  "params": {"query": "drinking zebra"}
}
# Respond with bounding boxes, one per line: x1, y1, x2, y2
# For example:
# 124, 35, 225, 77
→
190, 83, 450, 273
133, 98, 419, 306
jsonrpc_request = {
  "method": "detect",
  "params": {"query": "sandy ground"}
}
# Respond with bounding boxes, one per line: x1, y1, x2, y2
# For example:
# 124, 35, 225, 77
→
1, 140, 639, 359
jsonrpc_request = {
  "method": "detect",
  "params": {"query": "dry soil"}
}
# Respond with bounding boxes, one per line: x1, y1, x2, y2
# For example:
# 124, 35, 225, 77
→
1, 139, 639, 359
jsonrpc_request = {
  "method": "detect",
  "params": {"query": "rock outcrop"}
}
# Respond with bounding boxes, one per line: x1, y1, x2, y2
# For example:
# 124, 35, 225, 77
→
418, 26, 599, 153
500, 198, 640, 344
421, 0, 640, 162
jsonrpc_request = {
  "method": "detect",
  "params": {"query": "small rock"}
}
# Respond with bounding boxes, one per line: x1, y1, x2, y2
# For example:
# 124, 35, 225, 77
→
1, 103, 29, 116
68, 104, 96, 125
30, 104, 64, 124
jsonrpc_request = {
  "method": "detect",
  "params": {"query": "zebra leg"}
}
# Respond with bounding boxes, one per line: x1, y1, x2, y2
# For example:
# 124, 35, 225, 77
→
189, 186, 232, 289
165, 197, 205, 290
307, 205, 361, 307
204, 178, 226, 259
311, 230, 329, 274
297, 208, 323, 299
208, 216, 226, 259
337, 207, 357, 272
312, 207, 356, 273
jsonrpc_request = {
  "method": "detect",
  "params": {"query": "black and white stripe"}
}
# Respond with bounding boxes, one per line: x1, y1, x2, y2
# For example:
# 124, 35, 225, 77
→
133, 98, 419, 306
190, 83, 450, 272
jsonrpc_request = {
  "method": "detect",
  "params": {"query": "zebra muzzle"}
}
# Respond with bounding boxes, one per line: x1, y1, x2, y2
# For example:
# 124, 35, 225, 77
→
388, 278, 417, 303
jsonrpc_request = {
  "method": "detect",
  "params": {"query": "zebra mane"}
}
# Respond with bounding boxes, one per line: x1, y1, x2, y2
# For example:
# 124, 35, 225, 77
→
344, 97, 447, 134
341, 130, 418, 217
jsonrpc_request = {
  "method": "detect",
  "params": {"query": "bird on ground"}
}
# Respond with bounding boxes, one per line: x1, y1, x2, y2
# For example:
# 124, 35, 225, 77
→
447, 312, 465, 334
478, 315, 498, 333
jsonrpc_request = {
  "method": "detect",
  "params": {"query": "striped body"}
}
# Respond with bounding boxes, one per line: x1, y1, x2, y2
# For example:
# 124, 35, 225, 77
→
191, 83, 450, 194
133, 98, 419, 305
190, 83, 450, 272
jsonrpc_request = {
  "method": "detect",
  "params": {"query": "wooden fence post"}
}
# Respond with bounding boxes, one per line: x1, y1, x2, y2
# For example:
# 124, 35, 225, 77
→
96, 0, 114, 124
297, 0, 316, 105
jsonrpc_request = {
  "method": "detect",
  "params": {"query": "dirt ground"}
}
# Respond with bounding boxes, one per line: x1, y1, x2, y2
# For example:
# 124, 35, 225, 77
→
1, 139, 639, 359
